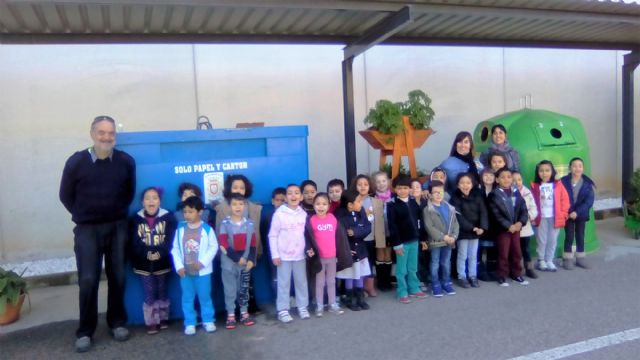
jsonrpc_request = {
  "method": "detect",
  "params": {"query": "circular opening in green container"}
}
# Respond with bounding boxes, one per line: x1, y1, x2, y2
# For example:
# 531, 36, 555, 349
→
550, 128, 562, 139
480, 126, 489, 142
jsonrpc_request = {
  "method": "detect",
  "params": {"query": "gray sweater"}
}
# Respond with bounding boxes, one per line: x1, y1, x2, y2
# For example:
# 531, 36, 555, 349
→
423, 200, 460, 248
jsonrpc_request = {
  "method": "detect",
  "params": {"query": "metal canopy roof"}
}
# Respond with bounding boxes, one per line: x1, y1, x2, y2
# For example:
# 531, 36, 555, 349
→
1, 0, 639, 49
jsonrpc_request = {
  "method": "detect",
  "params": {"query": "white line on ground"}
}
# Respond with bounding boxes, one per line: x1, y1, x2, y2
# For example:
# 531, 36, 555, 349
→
509, 327, 640, 360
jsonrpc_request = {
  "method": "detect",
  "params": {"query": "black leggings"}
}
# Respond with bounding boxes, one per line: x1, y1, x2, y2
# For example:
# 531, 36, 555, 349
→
520, 236, 531, 263
565, 219, 586, 253
365, 240, 376, 273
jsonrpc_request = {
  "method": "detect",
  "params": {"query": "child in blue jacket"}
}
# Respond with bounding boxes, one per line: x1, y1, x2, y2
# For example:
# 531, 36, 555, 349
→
560, 157, 595, 270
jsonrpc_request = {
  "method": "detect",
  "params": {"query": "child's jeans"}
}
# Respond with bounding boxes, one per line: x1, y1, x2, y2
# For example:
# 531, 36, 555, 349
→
396, 240, 420, 298
564, 219, 586, 253
141, 273, 168, 304
456, 239, 478, 279
221, 256, 251, 315
315, 257, 337, 307
180, 274, 214, 326
276, 259, 308, 312
141, 274, 169, 327
496, 231, 523, 279
430, 246, 452, 286
536, 217, 559, 262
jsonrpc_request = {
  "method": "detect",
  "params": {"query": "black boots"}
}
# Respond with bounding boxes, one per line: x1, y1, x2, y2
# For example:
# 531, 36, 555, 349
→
346, 289, 360, 311
345, 288, 370, 311
376, 262, 393, 292
355, 288, 370, 310
525, 261, 538, 279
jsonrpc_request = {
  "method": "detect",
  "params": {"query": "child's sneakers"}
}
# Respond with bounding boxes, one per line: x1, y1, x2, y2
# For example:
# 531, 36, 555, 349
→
278, 310, 294, 323
546, 261, 557, 272
240, 312, 255, 326
432, 284, 444, 298
204, 322, 216, 333
184, 325, 196, 335
315, 308, 324, 318
298, 307, 311, 320
457, 278, 470, 289
562, 258, 574, 270
498, 277, 510, 287
442, 283, 456, 295
469, 277, 480, 288
512, 276, 529, 286
225, 315, 237, 329
409, 291, 428, 299
398, 296, 411, 304
328, 303, 344, 315
537, 260, 548, 271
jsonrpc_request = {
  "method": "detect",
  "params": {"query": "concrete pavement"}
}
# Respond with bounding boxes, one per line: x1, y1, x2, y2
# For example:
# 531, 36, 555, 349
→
1, 217, 639, 360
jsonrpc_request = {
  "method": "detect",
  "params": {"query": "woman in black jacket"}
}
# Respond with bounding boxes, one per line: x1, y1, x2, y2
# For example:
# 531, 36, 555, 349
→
450, 173, 488, 288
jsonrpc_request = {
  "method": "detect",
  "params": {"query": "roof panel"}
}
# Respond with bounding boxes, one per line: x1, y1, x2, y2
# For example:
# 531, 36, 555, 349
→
83, 4, 106, 33
167, 6, 190, 33
303, 10, 340, 35
269, 9, 306, 34
0, 4, 20, 32
410, 13, 453, 36
9, 3, 40, 33
204, 7, 230, 33
431, 15, 479, 37
238, 7, 269, 33
60, 4, 84, 33
0, 1, 638, 48
525, 19, 572, 40
286, 8, 324, 34
352, 12, 389, 36
455, 16, 503, 37
467, 17, 522, 39
253, 8, 283, 34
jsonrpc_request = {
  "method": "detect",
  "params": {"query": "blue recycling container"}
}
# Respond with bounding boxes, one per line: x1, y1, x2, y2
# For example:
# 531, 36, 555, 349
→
116, 126, 309, 324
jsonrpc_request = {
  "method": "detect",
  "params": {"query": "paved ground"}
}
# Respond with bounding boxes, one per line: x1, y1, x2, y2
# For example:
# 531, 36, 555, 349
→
1, 217, 639, 360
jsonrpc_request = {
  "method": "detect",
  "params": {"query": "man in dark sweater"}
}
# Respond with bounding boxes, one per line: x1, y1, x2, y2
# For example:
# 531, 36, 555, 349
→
59, 115, 136, 353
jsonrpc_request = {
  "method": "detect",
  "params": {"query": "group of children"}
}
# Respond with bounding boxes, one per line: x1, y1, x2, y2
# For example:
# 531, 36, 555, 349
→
128, 156, 595, 335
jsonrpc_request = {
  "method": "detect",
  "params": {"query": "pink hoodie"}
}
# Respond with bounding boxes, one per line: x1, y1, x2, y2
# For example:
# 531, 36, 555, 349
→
268, 204, 307, 261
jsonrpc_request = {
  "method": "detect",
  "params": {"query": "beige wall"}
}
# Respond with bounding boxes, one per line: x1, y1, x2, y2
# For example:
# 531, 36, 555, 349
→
0, 44, 636, 262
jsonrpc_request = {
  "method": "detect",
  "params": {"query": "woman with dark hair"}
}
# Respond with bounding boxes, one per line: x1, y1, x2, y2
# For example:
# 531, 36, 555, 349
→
439, 131, 480, 194
215, 174, 263, 255
479, 124, 521, 172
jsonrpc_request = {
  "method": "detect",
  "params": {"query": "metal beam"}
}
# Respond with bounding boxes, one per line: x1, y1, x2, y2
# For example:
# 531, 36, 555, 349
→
2, 32, 638, 51
340, 6, 413, 181
622, 50, 640, 202
0, 33, 355, 44
383, 36, 639, 51
342, 57, 356, 183
343, 5, 413, 60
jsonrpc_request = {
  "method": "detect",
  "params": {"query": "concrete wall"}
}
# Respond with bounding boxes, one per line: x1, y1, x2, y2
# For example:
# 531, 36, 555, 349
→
0, 44, 636, 262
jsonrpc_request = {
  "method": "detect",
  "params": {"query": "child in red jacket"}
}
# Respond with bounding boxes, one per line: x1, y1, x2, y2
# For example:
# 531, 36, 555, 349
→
530, 160, 570, 272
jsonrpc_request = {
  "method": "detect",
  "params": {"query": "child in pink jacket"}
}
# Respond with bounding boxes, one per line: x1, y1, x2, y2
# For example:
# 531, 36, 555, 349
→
269, 184, 314, 323
530, 160, 570, 272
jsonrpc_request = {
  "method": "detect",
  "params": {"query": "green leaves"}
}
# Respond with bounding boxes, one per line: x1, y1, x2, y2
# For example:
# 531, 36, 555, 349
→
0, 267, 27, 315
364, 89, 435, 134
403, 89, 435, 130
631, 168, 640, 202
364, 100, 404, 134
627, 168, 640, 220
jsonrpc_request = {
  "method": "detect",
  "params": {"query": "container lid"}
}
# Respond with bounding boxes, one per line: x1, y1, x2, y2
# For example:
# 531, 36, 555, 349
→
533, 123, 576, 147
